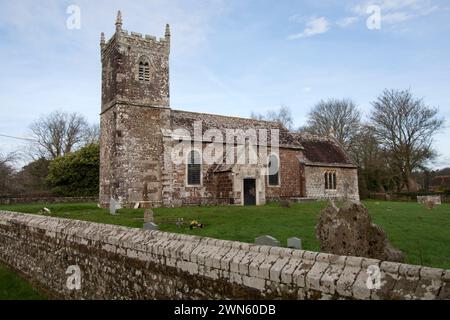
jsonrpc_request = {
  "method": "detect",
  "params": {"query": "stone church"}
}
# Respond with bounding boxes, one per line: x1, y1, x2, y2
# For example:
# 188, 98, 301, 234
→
99, 12, 359, 208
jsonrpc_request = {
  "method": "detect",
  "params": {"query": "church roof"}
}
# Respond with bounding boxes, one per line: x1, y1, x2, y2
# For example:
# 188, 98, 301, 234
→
171, 110, 302, 149
293, 133, 357, 168
430, 176, 450, 187
169, 110, 356, 167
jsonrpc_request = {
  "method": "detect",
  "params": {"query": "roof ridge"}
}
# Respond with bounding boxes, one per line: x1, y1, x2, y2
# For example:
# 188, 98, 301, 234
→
292, 131, 335, 142
172, 109, 281, 126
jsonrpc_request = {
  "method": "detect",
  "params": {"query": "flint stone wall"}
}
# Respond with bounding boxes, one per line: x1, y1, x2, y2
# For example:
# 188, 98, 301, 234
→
0, 197, 98, 205
368, 193, 450, 203
0, 210, 449, 300
304, 166, 360, 201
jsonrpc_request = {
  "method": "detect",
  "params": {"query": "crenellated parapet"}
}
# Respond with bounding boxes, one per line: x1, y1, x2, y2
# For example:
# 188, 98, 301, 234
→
100, 11, 170, 59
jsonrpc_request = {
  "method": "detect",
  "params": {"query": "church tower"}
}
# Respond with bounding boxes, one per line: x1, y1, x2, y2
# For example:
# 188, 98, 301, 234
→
99, 11, 171, 208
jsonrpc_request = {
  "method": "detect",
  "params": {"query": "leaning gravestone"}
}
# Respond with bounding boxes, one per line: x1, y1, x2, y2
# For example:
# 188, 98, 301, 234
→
255, 235, 280, 247
287, 237, 302, 250
143, 222, 159, 231
316, 201, 404, 262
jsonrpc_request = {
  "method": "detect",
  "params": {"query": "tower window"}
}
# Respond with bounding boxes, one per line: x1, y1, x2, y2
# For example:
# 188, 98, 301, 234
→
138, 61, 150, 82
187, 150, 202, 186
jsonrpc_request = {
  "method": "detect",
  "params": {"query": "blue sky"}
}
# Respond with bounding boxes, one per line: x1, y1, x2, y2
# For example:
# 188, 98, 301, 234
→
1, 0, 450, 168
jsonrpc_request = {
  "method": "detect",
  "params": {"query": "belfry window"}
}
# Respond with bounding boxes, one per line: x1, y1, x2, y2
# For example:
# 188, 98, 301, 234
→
324, 171, 337, 190
187, 150, 202, 186
138, 61, 150, 82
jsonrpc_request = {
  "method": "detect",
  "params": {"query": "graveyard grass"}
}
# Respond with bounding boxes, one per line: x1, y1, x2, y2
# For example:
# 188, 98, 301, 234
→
0, 264, 46, 299
1, 201, 450, 270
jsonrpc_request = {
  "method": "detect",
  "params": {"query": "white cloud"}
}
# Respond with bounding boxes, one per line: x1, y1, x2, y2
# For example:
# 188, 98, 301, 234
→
352, 0, 427, 13
380, 0, 430, 10
303, 87, 312, 93
288, 17, 330, 40
336, 16, 359, 28
382, 11, 414, 23
288, 14, 306, 23
350, 0, 439, 25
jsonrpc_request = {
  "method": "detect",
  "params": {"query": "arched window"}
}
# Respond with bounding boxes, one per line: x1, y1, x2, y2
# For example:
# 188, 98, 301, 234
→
325, 171, 337, 190
268, 154, 280, 186
332, 172, 337, 189
187, 150, 201, 186
138, 58, 150, 82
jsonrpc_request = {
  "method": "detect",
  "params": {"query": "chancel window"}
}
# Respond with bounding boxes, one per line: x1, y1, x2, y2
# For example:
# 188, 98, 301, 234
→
138, 61, 150, 82
187, 150, 202, 186
268, 154, 280, 186
324, 171, 337, 190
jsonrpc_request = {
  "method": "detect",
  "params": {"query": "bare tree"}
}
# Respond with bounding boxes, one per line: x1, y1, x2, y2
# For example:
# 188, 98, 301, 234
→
29, 111, 89, 159
351, 125, 403, 193
83, 123, 100, 145
251, 105, 294, 130
0, 151, 17, 166
0, 152, 17, 196
370, 89, 444, 191
302, 98, 361, 149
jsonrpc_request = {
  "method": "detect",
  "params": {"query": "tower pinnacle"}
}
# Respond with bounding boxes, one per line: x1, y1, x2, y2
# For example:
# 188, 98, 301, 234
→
165, 24, 171, 38
115, 10, 123, 31
100, 32, 105, 46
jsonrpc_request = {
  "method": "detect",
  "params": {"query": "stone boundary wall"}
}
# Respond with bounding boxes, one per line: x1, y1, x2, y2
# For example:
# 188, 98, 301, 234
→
0, 196, 98, 205
0, 210, 449, 300
368, 193, 450, 203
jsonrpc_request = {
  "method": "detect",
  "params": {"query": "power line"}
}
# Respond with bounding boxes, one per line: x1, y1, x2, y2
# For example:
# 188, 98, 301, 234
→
0, 133, 36, 142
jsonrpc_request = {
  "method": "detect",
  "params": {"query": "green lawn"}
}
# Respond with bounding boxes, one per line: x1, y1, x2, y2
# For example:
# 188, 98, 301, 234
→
0, 200, 449, 270
0, 264, 46, 300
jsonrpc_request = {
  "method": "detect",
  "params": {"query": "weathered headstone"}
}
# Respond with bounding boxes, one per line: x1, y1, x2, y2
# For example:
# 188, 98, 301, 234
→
144, 209, 154, 223
255, 235, 280, 247
134, 202, 140, 209
109, 198, 118, 215
316, 201, 404, 262
417, 195, 441, 205
143, 222, 159, 231
287, 237, 302, 250
176, 218, 184, 228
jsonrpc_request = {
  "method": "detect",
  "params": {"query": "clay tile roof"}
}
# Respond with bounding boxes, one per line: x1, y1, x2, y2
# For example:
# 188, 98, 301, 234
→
170, 110, 302, 148
293, 132, 356, 167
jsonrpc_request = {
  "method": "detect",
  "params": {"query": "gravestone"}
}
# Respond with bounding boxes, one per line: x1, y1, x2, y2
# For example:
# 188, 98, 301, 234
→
144, 209, 154, 223
109, 198, 118, 215
417, 195, 441, 205
255, 235, 280, 247
287, 237, 302, 250
143, 222, 159, 231
176, 218, 184, 228
316, 201, 404, 262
